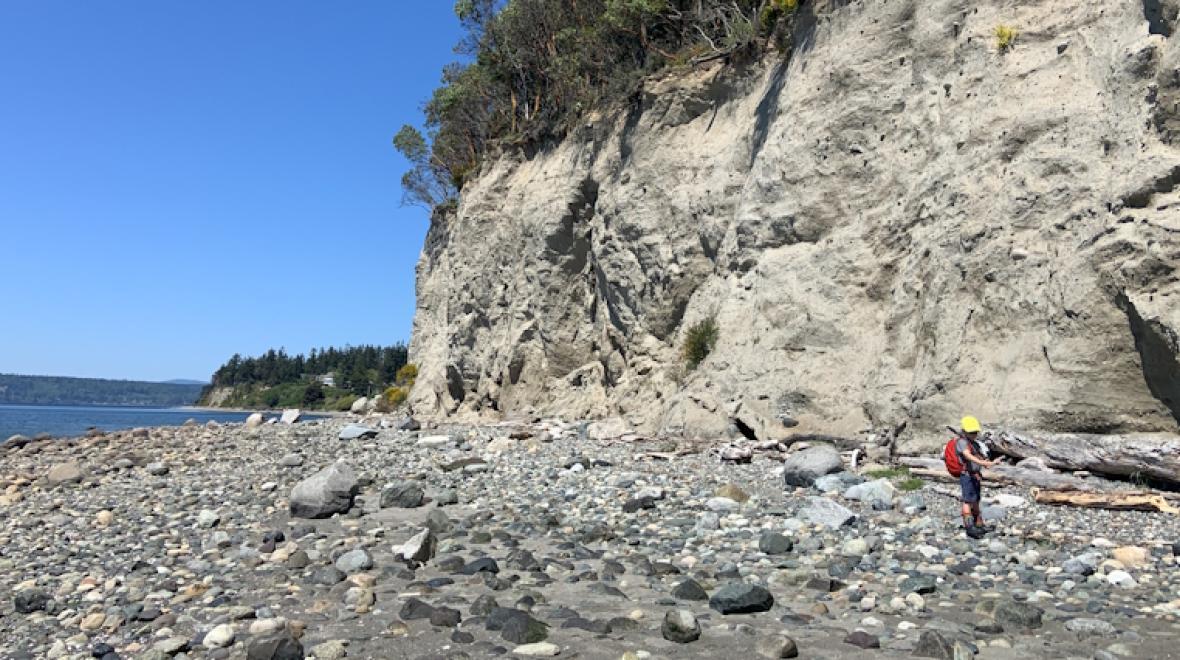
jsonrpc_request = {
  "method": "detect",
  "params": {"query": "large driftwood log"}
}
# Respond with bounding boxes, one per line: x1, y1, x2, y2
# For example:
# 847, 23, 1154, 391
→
899, 457, 1101, 491
989, 431, 1180, 487
1032, 488, 1179, 513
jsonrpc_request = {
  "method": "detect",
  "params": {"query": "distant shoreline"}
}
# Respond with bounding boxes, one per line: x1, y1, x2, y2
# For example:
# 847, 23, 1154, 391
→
181, 405, 350, 418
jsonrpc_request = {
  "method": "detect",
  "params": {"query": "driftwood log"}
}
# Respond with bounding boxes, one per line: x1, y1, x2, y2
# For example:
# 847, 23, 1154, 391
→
1032, 488, 1179, 513
898, 457, 1102, 491
988, 431, 1180, 487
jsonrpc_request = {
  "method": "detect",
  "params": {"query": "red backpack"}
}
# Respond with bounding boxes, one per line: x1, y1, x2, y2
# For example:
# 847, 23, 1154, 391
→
943, 436, 964, 477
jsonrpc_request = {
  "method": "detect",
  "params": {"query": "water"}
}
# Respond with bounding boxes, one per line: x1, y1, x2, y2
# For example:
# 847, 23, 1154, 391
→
0, 404, 319, 440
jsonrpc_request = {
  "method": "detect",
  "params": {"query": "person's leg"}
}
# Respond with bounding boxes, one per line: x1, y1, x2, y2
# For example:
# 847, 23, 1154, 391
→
973, 478, 985, 527
959, 474, 978, 531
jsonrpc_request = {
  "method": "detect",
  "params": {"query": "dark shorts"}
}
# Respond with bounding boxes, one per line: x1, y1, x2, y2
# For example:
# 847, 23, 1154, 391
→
959, 473, 981, 503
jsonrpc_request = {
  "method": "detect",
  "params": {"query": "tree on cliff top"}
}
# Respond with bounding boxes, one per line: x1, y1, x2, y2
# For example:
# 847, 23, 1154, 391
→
394, 0, 803, 211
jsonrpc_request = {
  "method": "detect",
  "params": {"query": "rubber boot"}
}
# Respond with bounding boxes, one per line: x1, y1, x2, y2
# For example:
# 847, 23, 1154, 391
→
963, 515, 984, 539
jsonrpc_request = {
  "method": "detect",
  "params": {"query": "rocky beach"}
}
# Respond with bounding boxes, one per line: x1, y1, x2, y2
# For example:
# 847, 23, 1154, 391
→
4, 416, 1180, 659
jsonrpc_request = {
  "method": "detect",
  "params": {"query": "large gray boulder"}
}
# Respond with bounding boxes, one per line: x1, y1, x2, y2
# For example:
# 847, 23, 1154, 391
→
289, 462, 359, 519
280, 409, 301, 424
782, 446, 843, 487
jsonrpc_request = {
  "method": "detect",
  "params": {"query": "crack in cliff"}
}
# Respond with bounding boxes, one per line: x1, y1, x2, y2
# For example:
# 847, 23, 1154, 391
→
1144, 0, 1174, 36
1118, 292, 1180, 424
1124, 165, 1180, 208
749, 59, 789, 169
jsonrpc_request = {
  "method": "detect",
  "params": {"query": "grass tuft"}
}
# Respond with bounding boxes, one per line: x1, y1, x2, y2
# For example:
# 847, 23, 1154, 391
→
995, 24, 1018, 52
898, 478, 925, 492
865, 467, 910, 479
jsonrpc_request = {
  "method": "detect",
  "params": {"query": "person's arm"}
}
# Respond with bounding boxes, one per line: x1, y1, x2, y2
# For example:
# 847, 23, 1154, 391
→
962, 447, 995, 470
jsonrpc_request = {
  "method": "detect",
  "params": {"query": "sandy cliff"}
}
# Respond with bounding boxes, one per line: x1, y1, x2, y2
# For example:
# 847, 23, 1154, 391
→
410, 0, 1180, 451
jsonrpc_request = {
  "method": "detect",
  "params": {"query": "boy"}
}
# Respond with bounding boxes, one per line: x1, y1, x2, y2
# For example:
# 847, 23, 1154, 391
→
957, 416, 997, 539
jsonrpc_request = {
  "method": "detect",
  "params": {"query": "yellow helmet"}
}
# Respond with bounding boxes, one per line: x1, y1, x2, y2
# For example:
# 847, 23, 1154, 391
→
961, 416, 982, 433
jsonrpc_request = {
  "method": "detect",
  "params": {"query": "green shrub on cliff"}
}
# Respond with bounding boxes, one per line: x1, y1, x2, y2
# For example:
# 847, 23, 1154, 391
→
995, 24, 1017, 52
397, 1, 809, 210
395, 363, 418, 387
682, 317, 719, 370
376, 386, 409, 413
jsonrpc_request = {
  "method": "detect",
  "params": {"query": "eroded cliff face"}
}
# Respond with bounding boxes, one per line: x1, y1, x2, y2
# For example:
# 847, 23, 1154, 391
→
410, 0, 1180, 451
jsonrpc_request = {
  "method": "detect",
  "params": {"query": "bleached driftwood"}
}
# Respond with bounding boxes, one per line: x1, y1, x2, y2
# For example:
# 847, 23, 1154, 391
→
989, 431, 1180, 487
1032, 488, 1179, 513
898, 456, 1101, 491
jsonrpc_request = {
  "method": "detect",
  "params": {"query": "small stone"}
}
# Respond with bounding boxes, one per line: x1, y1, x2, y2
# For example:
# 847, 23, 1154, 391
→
705, 497, 740, 512
280, 453, 304, 467
334, 548, 373, 573
1106, 570, 1137, 588
1064, 618, 1117, 636
759, 532, 793, 555
197, 509, 220, 528
145, 462, 169, 476
309, 640, 347, 660
459, 557, 500, 575
714, 483, 750, 502
661, 609, 701, 643
755, 635, 799, 658
392, 528, 437, 564
380, 481, 425, 508
709, 583, 774, 614
399, 598, 435, 620
843, 630, 879, 649
672, 579, 709, 601
47, 461, 83, 486
95, 510, 114, 526
905, 593, 926, 610
975, 598, 1043, 630
430, 607, 462, 627
512, 642, 561, 657
841, 538, 868, 557
204, 624, 235, 648
247, 631, 304, 660
1112, 546, 1149, 568
501, 612, 549, 644
153, 637, 190, 655
696, 512, 720, 531
14, 589, 49, 614
80, 612, 106, 631
913, 630, 953, 659
901, 575, 937, 595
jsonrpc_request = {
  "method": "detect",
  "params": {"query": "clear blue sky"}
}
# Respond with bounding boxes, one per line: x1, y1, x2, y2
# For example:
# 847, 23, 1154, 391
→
0, 2, 463, 382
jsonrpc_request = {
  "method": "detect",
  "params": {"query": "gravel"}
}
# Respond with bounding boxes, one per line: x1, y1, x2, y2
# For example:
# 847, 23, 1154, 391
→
2, 417, 1180, 658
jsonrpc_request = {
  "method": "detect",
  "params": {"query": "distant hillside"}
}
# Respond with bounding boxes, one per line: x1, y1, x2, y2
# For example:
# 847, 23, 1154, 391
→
0, 374, 204, 407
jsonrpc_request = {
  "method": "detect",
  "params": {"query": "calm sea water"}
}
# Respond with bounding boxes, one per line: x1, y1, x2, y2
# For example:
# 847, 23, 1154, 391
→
0, 404, 315, 440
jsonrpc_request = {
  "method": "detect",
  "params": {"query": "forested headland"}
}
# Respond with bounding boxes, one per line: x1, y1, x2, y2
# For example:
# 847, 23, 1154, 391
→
198, 344, 413, 411
0, 374, 205, 408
